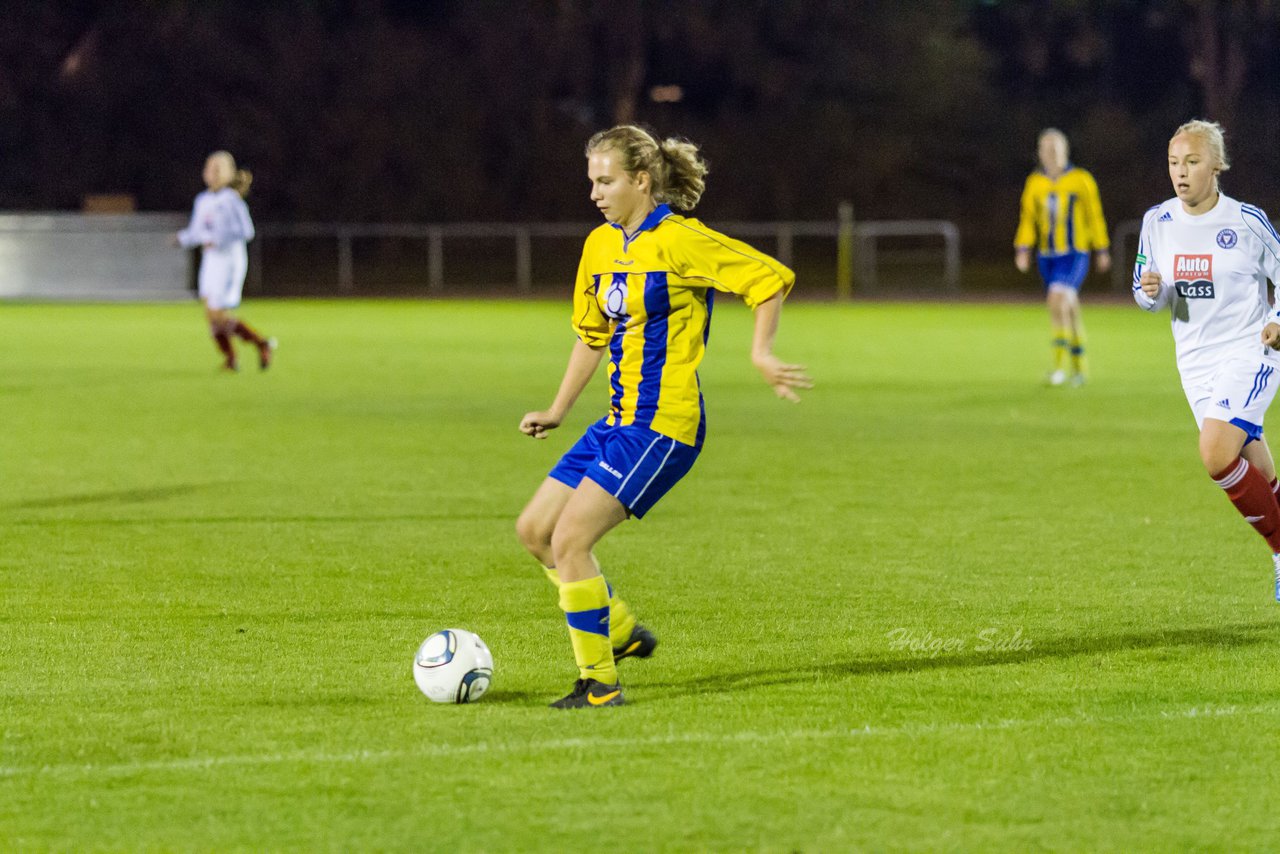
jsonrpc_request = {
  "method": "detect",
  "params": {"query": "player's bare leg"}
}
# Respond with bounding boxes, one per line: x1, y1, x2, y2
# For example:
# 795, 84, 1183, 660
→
204, 304, 237, 370
545, 480, 630, 708
517, 477, 656, 663
1045, 287, 1072, 386
1203, 418, 1280, 600
1063, 289, 1088, 385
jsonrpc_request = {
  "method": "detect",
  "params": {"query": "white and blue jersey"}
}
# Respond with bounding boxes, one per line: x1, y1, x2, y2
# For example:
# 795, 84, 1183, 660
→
1134, 194, 1280, 436
179, 187, 255, 310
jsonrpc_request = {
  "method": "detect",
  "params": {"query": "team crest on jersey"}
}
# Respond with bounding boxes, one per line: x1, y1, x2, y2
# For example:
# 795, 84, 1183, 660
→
1174, 254, 1215, 298
602, 275, 629, 320
1216, 228, 1238, 249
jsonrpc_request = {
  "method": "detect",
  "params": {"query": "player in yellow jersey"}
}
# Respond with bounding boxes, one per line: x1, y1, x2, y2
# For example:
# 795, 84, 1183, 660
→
1014, 128, 1111, 386
515, 125, 812, 709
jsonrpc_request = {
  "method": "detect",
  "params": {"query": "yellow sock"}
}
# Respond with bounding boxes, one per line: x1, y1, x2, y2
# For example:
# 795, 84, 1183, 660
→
1052, 326, 1070, 371
543, 566, 636, 649
558, 576, 618, 684
1070, 331, 1087, 376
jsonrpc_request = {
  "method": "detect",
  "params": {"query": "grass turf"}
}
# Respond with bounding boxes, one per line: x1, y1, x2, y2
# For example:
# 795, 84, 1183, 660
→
1, 298, 1278, 851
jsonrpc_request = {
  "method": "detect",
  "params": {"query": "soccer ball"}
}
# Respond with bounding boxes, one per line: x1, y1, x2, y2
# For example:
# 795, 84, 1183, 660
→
412, 628, 494, 704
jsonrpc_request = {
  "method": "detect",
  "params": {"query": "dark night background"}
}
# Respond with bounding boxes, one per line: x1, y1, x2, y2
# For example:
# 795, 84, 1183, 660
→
4, 0, 1280, 262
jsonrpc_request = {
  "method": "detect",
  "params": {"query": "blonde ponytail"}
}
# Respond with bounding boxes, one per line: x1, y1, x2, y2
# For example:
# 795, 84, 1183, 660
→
230, 168, 253, 198
586, 125, 709, 211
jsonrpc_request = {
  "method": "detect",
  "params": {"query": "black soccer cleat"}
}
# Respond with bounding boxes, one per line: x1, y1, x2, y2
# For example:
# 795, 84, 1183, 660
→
613, 623, 658, 662
549, 678, 625, 709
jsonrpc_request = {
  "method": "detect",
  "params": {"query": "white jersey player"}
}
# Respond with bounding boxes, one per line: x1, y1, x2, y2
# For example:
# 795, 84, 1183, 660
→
177, 151, 275, 371
1134, 119, 1280, 599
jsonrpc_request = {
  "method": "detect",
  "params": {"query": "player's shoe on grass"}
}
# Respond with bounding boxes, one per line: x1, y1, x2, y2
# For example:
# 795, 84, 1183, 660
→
1045, 369, 1067, 387
1272, 553, 1280, 602
613, 623, 658, 662
549, 678, 624, 709
1069, 372, 1087, 387
258, 337, 277, 371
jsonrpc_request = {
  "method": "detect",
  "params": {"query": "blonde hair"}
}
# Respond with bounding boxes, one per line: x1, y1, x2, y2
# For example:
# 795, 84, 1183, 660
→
209, 150, 253, 198
585, 125, 708, 211
1171, 119, 1230, 173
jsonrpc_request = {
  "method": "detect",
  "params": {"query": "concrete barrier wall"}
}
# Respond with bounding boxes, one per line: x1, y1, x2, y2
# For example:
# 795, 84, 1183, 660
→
0, 213, 192, 301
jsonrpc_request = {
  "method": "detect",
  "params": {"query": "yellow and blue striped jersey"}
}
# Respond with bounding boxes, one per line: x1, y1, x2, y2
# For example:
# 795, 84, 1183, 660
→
573, 204, 794, 447
1014, 166, 1110, 256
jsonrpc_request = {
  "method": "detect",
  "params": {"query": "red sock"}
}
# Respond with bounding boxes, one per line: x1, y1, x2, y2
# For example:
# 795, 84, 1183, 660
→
211, 323, 236, 368
232, 320, 265, 346
1212, 458, 1280, 552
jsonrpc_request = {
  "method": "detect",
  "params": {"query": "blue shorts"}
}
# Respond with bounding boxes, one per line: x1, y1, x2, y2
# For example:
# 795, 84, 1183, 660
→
548, 419, 700, 518
1037, 252, 1090, 291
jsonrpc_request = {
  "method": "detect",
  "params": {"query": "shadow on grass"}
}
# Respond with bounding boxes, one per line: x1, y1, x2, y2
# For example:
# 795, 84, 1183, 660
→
8, 513, 512, 526
643, 620, 1279, 697
4, 483, 229, 510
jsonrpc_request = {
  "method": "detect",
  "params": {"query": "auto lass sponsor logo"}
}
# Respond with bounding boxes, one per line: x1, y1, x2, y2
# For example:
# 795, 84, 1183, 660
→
1174, 254, 1215, 298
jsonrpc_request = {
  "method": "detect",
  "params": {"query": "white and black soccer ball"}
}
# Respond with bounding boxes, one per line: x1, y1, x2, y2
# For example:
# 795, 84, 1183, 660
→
412, 628, 494, 704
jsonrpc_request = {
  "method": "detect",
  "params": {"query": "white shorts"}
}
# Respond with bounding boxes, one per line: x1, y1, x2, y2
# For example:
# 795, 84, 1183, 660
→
197, 244, 248, 310
1183, 356, 1280, 442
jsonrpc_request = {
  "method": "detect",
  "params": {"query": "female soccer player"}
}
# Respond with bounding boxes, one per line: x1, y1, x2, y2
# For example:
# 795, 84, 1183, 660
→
1134, 119, 1280, 600
515, 125, 811, 708
1014, 128, 1111, 386
177, 151, 274, 371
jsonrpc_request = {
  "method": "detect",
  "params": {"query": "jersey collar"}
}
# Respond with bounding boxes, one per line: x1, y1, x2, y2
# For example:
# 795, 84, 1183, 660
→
612, 204, 673, 250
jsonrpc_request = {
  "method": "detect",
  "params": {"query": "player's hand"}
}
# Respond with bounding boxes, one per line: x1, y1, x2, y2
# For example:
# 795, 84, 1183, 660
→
1014, 248, 1031, 273
1262, 323, 1280, 349
753, 353, 813, 403
1095, 250, 1112, 274
519, 410, 561, 439
1139, 270, 1163, 298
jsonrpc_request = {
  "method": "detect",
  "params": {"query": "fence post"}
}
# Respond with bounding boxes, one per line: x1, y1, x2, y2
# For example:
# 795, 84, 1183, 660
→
515, 227, 532, 294
249, 237, 264, 296
836, 201, 854, 301
776, 224, 794, 269
337, 229, 354, 292
428, 227, 443, 292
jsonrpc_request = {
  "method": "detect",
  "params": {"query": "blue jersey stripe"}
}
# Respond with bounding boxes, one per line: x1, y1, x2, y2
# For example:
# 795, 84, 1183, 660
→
634, 272, 670, 430
1241, 207, 1280, 265
1242, 205, 1280, 241
1066, 194, 1077, 251
607, 273, 629, 424
1045, 194, 1058, 254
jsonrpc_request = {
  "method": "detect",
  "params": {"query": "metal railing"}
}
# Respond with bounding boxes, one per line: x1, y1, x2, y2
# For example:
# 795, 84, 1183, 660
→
252, 210, 961, 298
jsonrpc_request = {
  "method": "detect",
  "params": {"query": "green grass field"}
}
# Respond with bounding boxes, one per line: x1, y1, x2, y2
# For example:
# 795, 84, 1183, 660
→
3, 298, 1278, 851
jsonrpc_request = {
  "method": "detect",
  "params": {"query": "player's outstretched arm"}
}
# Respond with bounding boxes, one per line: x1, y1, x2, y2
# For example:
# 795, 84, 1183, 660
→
750, 293, 812, 403
519, 339, 606, 438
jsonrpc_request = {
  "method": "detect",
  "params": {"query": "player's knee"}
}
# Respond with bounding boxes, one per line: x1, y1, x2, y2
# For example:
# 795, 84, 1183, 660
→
549, 523, 590, 565
514, 511, 551, 555
1198, 436, 1239, 477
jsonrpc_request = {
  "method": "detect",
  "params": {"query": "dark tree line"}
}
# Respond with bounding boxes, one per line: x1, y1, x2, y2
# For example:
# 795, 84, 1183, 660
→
2, 0, 1279, 254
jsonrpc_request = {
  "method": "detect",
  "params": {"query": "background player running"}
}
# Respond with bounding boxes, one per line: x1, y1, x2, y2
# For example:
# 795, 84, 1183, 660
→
177, 151, 275, 372
1015, 128, 1111, 386
1134, 119, 1280, 600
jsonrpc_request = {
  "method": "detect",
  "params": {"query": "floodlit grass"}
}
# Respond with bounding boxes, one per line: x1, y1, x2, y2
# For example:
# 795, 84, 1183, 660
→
2, 297, 1277, 851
